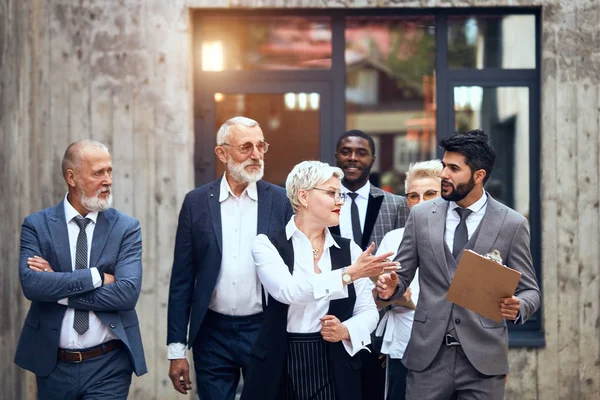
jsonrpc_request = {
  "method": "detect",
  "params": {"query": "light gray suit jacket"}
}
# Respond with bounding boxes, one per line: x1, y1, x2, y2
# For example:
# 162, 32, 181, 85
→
391, 195, 541, 376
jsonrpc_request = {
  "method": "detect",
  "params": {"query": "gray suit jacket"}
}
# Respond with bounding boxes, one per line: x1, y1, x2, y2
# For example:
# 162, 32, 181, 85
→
14, 201, 147, 377
392, 195, 541, 376
331, 185, 409, 250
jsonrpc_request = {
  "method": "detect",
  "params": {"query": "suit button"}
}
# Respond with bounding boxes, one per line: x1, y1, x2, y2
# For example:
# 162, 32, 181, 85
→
110, 323, 116, 329
455, 318, 461, 325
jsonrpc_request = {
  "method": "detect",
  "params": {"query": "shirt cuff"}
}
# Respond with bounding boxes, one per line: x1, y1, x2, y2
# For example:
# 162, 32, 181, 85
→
90, 268, 102, 288
512, 312, 521, 324
167, 343, 187, 359
312, 269, 347, 299
58, 298, 68, 305
341, 319, 372, 357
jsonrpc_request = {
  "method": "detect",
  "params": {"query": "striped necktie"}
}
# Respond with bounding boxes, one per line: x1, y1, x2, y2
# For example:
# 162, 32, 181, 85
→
73, 216, 92, 335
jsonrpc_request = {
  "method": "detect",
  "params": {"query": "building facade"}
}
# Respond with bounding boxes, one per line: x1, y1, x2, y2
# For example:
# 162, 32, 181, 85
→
1, 0, 598, 399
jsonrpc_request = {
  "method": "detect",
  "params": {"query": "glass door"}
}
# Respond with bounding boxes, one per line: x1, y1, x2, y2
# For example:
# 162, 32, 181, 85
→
194, 81, 332, 187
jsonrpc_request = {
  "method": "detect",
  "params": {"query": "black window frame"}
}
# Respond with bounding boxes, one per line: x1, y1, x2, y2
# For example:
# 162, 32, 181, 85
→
192, 6, 544, 347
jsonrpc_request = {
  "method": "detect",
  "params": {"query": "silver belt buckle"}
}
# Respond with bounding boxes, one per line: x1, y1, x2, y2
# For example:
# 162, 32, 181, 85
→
445, 334, 460, 346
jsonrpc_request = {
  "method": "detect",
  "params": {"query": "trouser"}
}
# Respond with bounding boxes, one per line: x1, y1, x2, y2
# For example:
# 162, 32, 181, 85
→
192, 310, 263, 400
36, 346, 133, 400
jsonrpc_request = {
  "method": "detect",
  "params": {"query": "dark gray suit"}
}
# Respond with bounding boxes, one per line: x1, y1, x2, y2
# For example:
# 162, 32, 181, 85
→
15, 202, 146, 397
391, 195, 541, 397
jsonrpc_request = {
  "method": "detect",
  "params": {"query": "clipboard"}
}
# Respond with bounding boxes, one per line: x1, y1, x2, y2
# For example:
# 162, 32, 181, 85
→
446, 249, 522, 323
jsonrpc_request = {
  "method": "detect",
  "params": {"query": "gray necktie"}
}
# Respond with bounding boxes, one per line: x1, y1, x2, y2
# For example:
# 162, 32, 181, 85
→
347, 192, 363, 248
73, 216, 92, 335
452, 208, 472, 259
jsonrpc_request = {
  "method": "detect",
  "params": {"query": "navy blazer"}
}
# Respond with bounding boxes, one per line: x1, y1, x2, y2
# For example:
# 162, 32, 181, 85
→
14, 201, 147, 377
167, 178, 293, 348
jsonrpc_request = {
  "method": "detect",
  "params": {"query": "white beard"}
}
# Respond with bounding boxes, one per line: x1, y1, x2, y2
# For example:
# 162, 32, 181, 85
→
78, 186, 113, 212
227, 157, 264, 183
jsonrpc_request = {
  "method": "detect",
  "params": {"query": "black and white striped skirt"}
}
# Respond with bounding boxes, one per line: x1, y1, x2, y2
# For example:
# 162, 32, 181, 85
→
278, 332, 336, 400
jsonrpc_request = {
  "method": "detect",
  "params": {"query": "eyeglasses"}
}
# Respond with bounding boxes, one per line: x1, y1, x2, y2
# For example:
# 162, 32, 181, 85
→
221, 141, 269, 155
312, 188, 346, 202
406, 190, 439, 204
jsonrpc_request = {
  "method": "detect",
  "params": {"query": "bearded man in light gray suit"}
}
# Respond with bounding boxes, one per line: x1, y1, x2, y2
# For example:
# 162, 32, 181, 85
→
15, 140, 146, 400
377, 129, 541, 400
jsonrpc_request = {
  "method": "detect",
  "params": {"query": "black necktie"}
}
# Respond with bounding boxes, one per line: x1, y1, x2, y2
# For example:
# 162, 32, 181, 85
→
452, 208, 473, 259
347, 192, 362, 247
73, 216, 92, 335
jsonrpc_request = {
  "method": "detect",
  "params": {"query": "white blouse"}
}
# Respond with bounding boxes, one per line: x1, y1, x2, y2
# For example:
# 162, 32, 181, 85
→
252, 216, 379, 356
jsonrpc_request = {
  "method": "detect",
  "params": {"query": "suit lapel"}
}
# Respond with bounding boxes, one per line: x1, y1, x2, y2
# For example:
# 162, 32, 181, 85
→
428, 199, 452, 284
472, 195, 506, 256
90, 209, 117, 269
46, 202, 72, 273
362, 188, 384, 249
257, 180, 272, 235
208, 179, 223, 254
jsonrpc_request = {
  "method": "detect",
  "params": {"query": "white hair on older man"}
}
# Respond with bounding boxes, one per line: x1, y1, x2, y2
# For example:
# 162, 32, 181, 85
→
404, 159, 443, 192
286, 160, 344, 213
216, 116, 260, 145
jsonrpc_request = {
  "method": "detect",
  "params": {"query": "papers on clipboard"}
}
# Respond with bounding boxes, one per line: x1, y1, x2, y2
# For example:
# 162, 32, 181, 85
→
446, 249, 522, 323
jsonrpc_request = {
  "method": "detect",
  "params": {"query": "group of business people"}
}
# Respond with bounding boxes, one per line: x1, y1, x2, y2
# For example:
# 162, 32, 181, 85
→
15, 115, 541, 400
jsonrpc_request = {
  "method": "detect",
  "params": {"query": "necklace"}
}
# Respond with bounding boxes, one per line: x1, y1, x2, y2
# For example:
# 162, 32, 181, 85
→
312, 231, 326, 260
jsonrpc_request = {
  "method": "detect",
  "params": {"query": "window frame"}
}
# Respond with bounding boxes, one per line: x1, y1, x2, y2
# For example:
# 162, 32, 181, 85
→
192, 6, 544, 347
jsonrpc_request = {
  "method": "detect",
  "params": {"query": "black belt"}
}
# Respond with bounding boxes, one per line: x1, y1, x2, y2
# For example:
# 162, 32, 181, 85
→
445, 334, 460, 346
58, 339, 124, 363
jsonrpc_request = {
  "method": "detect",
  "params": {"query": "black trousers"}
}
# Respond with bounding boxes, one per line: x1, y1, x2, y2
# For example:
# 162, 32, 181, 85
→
360, 343, 386, 400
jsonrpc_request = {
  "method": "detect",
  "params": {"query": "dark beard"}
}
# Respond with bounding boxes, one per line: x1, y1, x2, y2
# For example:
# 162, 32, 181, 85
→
442, 175, 475, 202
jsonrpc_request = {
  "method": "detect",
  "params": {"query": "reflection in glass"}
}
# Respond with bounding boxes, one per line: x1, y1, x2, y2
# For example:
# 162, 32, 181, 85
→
214, 93, 320, 185
448, 15, 536, 69
200, 17, 332, 70
454, 86, 530, 216
345, 16, 436, 194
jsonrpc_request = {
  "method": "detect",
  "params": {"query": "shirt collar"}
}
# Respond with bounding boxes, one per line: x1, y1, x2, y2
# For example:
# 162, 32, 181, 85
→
341, 180, 370, 199
448, 188, 488, 214
63, 193, 99, 224
219, 173, 258, 202
285, 216, 341, 249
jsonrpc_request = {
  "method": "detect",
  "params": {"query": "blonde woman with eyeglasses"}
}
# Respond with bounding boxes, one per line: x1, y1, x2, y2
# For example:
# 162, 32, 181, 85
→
242, 160, 399, 400
375, 159, 443, 400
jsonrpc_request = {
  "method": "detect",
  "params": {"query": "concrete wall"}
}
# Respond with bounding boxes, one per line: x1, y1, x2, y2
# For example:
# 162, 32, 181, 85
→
1, 0, 598, 399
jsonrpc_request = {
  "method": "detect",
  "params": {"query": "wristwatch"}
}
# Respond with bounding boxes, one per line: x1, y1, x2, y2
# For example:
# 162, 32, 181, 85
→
341, 267, 353, 284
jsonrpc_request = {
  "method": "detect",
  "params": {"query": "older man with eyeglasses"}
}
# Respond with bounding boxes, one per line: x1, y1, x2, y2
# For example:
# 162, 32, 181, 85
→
166, 116, 293, 399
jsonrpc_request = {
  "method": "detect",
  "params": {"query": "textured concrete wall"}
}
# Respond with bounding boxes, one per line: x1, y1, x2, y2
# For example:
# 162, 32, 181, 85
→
2, 0, 599, 399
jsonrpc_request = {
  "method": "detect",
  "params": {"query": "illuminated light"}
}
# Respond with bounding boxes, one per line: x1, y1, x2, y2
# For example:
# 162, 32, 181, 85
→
202, 41, 224, 71
309, 93, 320, 110
214, 93, 224, 102
298, 93, 308, 111
284, 93, 296, 110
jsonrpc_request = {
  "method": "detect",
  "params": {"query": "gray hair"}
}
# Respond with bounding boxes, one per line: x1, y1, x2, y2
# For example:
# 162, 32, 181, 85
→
286, 161, 344, 213
405, 159, 443, 192
61, 140, 109, 179
216, 116, 260, 145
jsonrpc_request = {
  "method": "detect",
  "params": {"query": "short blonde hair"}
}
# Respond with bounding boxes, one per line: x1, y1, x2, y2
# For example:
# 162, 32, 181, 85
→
286, 161, 344, 212
405, 159, 443, 193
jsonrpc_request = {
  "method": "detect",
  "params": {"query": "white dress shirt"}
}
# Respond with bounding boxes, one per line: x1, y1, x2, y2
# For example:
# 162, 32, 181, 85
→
252, 216, 379, 357
168, 175, 263, 359
59, 195, 117, 349
374, 228, 420, 359
444, 189, 488, 251
209, 175, 263, 316
339, 181, 370, 244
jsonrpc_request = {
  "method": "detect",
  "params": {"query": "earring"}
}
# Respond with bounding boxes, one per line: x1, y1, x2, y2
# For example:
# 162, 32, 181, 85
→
304, 202, 308, 210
